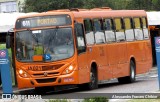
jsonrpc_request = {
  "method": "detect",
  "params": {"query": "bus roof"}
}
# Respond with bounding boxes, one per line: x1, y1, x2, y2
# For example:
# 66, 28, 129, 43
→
72, 10, 147, 18
16, 9, 146, 20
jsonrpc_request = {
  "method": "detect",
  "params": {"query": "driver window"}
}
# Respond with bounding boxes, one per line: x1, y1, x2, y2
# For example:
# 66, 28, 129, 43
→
75, 23, 86, 54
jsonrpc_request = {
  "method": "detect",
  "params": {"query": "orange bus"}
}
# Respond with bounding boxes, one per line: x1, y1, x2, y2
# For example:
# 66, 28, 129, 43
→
6, 8, 152, 92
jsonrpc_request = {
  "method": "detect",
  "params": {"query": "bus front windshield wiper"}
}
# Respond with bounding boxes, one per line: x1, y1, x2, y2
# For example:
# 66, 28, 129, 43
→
27, 28, 39, 44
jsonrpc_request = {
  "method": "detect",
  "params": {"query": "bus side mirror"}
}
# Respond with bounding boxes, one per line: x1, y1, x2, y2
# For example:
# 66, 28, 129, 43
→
6, 35, 11, 49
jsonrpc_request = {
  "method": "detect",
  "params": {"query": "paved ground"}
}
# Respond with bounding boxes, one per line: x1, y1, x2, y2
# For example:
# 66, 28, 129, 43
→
0, 67, 159, 102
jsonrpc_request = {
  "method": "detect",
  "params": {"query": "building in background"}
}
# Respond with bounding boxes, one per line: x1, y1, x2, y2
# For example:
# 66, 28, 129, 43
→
0, 0, 25, 13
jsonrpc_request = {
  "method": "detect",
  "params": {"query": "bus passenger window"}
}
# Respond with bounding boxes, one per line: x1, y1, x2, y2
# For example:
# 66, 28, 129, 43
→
134, 18, 143, 40
75, 23, 86, 54
142, 17, 149, 39
93, 19, 105, 44
84, 19, 94, 45
124, 18, 134, 41
104, 19, 116, 43
114, 18, 125, 42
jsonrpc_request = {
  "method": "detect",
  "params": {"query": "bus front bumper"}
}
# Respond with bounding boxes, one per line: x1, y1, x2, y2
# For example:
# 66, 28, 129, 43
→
17, 70, 79, 89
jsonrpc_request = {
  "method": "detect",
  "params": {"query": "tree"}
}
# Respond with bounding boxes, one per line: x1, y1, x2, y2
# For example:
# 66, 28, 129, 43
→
23, 0, 159, 12
23, 0, 85, 12
152, 0, 160, 10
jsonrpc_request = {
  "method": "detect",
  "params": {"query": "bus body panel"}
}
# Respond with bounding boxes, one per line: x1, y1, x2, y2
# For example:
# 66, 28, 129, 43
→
92, 45, 107, 80
77, 52, 90, 84
115, 42, 128, 78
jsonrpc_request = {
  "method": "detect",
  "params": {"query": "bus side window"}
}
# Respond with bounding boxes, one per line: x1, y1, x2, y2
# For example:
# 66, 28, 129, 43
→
124, 18, 135, 41
133, 18, 143, 40
84, 19, 94, 45
114, 18, 125, 42
104, 18, 116, 43
75, 23, 86, 54
93, 19, 105, 44
142, 17, 149, 39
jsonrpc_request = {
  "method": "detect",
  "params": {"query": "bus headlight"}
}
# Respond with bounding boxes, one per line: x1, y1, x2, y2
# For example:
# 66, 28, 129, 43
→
18, 69, 30, 78
62, 65, 74, 75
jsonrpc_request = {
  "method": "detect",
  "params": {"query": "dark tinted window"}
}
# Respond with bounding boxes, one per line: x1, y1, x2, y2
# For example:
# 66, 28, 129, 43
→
93, 19, 105, 44
104, 19, 116, 42
84, 19, 94, 45
134, 18, 143, 40
114, 18, 125, 42
142, 17, 149, 39
124, 18, 134, 41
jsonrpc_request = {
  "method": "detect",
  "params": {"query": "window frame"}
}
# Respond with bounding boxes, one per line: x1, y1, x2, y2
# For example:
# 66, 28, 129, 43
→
124, 17, 135, 42
141, 17, 149, 40
103, 18, 116, 43
84, 18, 95, 45
133, 17, 144, 41
74, 22, 87, 54
114, 17, 126, 42
93, 18, 106, 44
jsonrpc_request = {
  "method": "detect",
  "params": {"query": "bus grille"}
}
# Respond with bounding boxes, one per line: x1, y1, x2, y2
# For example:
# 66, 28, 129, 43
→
36, 78, 57, 83
33, 72, 59, 76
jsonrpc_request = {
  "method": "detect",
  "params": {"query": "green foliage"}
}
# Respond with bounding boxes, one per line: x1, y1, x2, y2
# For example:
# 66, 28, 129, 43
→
128, 99, 160, 102
23, 0, 84, 12
83, 97, 108, 102
23, 0, 160, 12
45, 99, 69, 102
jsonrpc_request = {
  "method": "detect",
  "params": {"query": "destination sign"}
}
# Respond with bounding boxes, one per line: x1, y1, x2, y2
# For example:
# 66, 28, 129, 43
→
15, 15, 71, 29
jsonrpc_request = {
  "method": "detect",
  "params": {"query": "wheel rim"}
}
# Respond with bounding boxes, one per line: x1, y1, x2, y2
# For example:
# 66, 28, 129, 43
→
90, 71, 96, 88
131, 63, 135, 80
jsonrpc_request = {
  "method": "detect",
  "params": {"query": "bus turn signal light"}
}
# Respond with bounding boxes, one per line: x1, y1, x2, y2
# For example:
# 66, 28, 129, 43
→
18, 69, 30, 78
62, 65, 74, 75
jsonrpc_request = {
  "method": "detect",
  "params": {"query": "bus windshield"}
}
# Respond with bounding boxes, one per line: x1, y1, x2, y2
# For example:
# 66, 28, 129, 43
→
15, 27, 74, 62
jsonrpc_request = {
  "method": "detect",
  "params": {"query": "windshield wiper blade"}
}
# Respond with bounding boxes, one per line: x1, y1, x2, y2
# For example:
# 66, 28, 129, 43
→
27, 28, 39, 43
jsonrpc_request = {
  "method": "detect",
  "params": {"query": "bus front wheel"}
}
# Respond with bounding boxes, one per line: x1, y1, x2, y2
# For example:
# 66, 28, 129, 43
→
87, 68, 98, 90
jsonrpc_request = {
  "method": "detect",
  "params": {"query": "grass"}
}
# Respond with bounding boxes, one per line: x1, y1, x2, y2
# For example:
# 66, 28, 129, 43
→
128, 99, 160, 102
83, 97, 108, 102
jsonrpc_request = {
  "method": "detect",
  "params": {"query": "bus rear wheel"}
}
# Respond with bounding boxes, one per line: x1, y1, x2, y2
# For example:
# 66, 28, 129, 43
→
118, 60, 136, 83
127, 60, 136, 83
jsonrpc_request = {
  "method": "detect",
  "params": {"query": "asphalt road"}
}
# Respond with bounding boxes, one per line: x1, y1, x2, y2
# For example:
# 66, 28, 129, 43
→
0, 68, 159, 100
42, 74, 159, 99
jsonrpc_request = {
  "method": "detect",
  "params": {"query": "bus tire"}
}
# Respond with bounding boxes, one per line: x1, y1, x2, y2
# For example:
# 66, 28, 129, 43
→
127, 60, 136, 83
118, 60, 136, 84
87, 67, 98, 90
